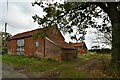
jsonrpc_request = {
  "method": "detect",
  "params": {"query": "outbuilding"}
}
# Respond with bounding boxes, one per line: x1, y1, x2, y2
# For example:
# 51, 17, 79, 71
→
70, 41, 87, 54
8, 26, 77, 60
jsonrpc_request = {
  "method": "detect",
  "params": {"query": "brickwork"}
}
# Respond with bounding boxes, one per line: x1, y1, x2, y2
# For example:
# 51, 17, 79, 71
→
45, 38, 61, 58
7, 40, 16, 55
7, 27, 77, 60
70, 42, 87, 54
62, 49, 77, 60
24, 36, 35, 56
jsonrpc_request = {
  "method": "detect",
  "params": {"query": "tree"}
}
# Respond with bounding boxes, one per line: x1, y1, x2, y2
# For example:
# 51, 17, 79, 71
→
32, 1, 120, 69
1, 32, 11, 54
91, 28, 112, 49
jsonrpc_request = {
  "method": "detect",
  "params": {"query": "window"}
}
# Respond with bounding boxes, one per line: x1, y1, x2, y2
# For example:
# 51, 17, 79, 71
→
17, 39, 24, 55
35, 41, 39, 48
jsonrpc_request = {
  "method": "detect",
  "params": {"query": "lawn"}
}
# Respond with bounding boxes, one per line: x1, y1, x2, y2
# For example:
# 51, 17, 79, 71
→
2, 53, 120, 78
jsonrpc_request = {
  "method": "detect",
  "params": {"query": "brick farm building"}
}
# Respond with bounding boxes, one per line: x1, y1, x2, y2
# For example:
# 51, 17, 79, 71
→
70, 41, 87, 54
7, 26, 77, 60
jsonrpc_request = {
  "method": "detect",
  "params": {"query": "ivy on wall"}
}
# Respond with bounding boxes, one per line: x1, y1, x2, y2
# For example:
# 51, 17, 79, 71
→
32, 32, 47, 40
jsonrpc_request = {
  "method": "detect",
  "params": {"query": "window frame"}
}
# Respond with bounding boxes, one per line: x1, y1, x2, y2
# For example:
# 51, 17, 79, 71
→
16, 39, 25, 55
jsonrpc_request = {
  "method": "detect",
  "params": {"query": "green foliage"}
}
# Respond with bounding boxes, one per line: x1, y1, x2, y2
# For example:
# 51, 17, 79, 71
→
32, 1, 120, 71
2, 54, 38, 65
32, 1, 112, 42
32, 32, 40, 40
58, 67, 85, 78
32, 32, 47, 40
40, 33, 46, 39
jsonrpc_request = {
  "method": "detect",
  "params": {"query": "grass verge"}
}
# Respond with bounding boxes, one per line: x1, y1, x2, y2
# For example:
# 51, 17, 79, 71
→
2, 54, 86, 78
2, 53, 119, 78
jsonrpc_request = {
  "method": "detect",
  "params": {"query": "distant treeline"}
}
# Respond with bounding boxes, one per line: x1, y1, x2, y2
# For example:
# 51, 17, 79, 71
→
89, 48, 111, 53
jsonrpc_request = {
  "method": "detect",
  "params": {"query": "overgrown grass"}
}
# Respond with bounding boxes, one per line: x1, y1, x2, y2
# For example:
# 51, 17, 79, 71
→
2, 53, 118, 78
2, 54, 61, 72
2, 54, 86, 78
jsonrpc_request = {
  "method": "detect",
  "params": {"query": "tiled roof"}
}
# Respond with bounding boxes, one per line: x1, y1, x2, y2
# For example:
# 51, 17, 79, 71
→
46, 37, 75, 49
8, 26, 75, 49
8, 28, 42, 40
70, 42, 85, 47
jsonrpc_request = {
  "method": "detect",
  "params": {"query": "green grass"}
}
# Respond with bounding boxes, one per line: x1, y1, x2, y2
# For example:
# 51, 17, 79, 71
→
2, 53, 117, 78
2, 54, 87, 78
0, 54, 2, 61
2, 54, 60, 72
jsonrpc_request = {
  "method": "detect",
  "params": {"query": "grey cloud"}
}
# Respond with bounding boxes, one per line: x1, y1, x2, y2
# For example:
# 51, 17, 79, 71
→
9, 2, 34, 15
9, 2, 45, 17
0, 0, 110, 49
1, 1, 42, 35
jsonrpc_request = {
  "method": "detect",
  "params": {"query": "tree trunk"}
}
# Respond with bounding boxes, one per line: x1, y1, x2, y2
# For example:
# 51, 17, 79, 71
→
107, 3, 120, 69
112, 23, 120, 68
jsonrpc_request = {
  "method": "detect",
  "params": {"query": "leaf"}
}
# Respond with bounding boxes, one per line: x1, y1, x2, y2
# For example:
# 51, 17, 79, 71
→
71, 35, 76, 40
68, 29, 73, 34
32, 1, 112, 44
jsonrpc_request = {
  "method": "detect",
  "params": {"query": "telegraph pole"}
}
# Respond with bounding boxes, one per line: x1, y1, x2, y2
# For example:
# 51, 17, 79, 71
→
3, 0, 8, 54
5, 23, 7, 36
5, 0, 8, 54
6, 0, 8, 34
3, 23, 8, 54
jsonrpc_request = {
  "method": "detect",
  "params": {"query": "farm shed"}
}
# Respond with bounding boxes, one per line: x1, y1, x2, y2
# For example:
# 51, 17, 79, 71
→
7, 26, 77, 60
69, 41, 87, 54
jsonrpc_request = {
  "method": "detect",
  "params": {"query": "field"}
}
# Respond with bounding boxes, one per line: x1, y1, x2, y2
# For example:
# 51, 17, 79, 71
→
2, 52, 120, 78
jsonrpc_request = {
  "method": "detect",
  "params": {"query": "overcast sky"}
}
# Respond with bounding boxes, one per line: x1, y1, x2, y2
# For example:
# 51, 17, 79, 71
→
0, 0, 111, 49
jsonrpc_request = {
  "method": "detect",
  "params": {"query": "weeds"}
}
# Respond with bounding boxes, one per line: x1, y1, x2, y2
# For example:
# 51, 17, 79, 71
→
2, 53, 120, 78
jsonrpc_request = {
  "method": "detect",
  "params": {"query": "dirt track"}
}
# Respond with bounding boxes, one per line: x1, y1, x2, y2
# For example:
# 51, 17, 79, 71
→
2, 62, 27, 78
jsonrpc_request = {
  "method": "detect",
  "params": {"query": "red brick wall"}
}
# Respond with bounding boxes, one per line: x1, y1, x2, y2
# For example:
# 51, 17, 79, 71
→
24, 37, 45, 58
8, 36, 77, 60
8, 36, 45, 58
61, 49, 77, 60
45, 39, 61, 58
7, 27, 76, 59
78, 49, 87, 54
24, 37, 35, 56
8, 40, 16, 55
46, 27, 64, 42
34, 38, 45, 58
